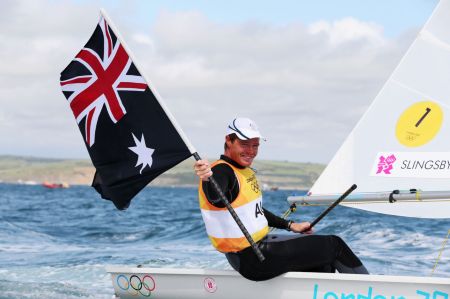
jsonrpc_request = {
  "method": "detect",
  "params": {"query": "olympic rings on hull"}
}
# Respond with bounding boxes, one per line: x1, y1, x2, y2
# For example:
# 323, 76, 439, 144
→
116, 274, 156, 297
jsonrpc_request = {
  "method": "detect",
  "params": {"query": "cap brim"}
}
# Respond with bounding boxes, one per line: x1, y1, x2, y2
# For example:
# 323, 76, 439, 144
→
232, 130, 265, 141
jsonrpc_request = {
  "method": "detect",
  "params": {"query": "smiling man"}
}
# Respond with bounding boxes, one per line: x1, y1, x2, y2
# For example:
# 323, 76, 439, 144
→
194, 117, 368, 281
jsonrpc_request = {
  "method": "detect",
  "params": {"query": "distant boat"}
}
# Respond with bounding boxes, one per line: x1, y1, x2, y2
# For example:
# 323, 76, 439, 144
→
42, 182, 70, 189
24, 180, 38, 185
17, 180, 38, 185
262, 184, 279, 191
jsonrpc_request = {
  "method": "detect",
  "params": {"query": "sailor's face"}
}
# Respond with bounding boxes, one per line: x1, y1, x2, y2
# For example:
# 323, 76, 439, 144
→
226, 137, 260, 167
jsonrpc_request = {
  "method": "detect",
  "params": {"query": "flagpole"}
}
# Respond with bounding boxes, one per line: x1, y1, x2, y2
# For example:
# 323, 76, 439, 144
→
100, 9, 265, 262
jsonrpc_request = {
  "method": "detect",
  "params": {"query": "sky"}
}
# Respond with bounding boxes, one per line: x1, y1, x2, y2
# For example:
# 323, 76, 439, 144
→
0, 0, 439, 163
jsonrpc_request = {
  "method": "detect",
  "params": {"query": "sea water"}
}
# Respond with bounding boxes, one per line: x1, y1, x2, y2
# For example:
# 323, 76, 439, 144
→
0, 183, 449, 298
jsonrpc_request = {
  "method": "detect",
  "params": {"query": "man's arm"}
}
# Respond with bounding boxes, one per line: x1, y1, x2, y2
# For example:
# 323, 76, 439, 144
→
263, 208, 290, 229
203, 163, 238, 207
195, 160, 313, 234
263, 208, 313, 234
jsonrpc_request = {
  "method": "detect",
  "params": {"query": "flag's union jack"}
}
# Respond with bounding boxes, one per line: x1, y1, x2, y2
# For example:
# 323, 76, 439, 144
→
60, 17, 147, 146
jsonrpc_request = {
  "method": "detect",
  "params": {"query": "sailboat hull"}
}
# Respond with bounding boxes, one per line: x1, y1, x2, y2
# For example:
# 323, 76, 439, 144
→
106, 266, 450, 299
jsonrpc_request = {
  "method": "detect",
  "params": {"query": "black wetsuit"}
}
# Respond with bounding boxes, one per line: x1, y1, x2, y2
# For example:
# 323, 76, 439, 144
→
202, 155, 369, 281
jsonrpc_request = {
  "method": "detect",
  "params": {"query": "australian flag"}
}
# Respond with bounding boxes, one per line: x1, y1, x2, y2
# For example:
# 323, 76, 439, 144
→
60, 14, 193, 210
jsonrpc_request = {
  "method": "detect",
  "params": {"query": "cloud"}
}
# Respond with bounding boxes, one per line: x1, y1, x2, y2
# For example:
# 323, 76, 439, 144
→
0, 2, 418, 162
132, 10, 417, 162
308, 17, 386, 47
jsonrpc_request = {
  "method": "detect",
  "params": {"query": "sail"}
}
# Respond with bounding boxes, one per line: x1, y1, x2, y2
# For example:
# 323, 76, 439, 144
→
308, 0, 450, 218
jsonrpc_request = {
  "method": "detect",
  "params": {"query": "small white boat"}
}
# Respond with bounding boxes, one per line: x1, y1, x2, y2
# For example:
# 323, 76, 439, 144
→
106, 266, 450, 299
106, 0, 450, 297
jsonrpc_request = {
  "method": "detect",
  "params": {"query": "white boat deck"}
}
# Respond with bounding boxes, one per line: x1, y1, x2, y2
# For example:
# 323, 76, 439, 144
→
106, 266, 450, 299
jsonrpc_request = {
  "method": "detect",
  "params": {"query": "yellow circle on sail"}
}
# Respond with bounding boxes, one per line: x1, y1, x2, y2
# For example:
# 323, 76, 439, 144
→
395, 101, 443, 147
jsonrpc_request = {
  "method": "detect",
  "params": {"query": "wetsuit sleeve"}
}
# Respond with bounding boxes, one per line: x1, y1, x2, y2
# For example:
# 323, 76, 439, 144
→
202, 163, 239, 208
263, 208, 290, 229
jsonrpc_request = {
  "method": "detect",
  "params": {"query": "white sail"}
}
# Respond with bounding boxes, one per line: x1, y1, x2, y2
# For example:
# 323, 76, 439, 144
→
306, 0, 450, 218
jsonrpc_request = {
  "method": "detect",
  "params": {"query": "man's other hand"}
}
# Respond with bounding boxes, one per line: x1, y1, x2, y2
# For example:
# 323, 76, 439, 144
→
290, 222, 313, 234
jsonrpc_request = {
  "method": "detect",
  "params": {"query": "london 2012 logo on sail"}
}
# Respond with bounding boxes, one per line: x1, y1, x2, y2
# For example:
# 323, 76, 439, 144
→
372, 152, 450, 179
376, 154, 397, 175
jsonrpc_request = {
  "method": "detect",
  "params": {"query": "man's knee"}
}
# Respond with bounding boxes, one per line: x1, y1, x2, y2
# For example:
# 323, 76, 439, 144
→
329, 235, 345, 247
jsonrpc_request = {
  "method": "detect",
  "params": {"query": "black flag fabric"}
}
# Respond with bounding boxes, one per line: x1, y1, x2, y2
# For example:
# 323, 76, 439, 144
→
59, 15, 192, 209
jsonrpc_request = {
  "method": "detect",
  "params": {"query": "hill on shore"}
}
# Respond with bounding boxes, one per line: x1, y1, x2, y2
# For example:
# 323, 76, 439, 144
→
0, 155, 325, 190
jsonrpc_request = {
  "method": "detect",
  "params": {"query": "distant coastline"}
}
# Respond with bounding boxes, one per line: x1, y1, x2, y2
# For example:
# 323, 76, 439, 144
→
0, 155, 324, 190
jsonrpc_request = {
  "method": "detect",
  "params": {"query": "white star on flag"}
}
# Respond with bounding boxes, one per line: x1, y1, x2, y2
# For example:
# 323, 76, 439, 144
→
128, 133, 155, 174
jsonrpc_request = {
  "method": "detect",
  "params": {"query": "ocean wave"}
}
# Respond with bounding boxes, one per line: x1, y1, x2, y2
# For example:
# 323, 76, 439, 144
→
1, 184, 449, 298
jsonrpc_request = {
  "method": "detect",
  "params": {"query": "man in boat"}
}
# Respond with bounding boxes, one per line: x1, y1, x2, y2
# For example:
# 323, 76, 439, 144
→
194, 117, 369, 281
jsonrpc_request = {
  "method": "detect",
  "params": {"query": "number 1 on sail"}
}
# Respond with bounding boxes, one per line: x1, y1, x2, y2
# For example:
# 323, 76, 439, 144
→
415, 107, 431, 127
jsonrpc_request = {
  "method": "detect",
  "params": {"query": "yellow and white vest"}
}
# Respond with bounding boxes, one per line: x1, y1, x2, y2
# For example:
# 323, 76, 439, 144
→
199, 160, 269, 253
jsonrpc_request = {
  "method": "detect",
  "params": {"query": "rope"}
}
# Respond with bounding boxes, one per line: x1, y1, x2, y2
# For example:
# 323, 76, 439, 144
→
430, 229, 450, 276
297, 198, 450, 207
269, 204, 296, 233
415, 190, 421, 201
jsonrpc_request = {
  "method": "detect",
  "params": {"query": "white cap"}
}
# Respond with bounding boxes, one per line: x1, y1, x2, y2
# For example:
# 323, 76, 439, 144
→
226, 117, 265, 140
